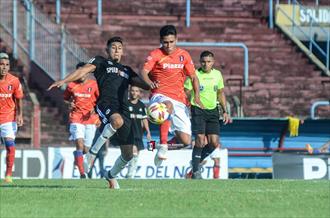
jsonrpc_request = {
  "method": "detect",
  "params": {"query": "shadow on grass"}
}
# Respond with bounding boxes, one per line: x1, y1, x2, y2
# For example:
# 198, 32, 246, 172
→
0, 183, 108, 189
0, 184, 76, 189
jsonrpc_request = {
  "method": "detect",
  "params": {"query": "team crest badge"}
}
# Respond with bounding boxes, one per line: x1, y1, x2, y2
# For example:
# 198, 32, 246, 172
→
179, 55, 184, 62
129, 106, 133, 111
87, 87, 92, 92
8, 85, 13, 91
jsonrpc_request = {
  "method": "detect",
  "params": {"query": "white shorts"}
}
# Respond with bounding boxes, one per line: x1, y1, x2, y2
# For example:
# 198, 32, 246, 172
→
0, 122, 18, 139
69, 123, 97, 147
150, 94, 191, 135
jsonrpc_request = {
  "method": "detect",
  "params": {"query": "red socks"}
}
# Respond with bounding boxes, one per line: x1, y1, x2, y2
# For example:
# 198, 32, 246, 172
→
5, 145, 15, 177
213, 165, 220, 179
159, 120, 171, 144
73, 150, 84, 175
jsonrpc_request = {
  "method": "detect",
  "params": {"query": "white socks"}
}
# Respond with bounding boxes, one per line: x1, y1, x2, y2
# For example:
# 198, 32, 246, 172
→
90, 123, 116, 154
109, 155, 128, 178
126, 155, 139, 178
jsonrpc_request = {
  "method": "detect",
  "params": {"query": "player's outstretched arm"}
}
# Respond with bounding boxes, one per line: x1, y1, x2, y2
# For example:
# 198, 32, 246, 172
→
47, 64, 96, 90
138, 69, 159, 89
131, 75, 151, 90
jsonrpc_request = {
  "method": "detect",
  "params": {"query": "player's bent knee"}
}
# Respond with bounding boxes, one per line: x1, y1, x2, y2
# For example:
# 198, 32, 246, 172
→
181, 136, 192, 146
110, 114, 124, 129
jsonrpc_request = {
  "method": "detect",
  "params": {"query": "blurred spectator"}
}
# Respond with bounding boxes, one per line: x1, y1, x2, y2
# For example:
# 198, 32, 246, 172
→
306, 141, 330, 154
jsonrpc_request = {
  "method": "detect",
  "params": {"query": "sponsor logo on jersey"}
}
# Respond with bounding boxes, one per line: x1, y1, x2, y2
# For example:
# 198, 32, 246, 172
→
130, 114, 145, 119
0, 93, 12, 98
106, 67, 119, 74
74, 93, 91, 98
162, 63, 184, 69
106, 67, 129, 79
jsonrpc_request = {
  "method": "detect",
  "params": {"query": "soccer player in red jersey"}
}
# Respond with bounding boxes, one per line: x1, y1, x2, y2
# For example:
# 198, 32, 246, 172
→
63, 62, 100, 178
0, 52, 23, 183
139, 25, 203, 166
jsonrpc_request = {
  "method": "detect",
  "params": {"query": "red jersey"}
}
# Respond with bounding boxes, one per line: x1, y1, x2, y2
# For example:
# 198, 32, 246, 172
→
64, 79, 99, 124
143, 48, 196, 104
0, 73, 24, 124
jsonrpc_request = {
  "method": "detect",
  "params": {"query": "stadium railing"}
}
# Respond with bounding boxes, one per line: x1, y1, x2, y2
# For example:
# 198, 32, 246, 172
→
310, 100, 330, 119
177, 42, 249, 86
274, 0, 330, 75
0, 0, 89, 81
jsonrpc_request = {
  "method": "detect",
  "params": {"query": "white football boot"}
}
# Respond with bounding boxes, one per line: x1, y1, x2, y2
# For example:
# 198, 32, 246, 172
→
154, 144, 168, 167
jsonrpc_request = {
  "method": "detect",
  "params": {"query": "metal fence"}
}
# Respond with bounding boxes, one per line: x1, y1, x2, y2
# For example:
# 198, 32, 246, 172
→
275, 0, 330, 73
0, 0, 89, 81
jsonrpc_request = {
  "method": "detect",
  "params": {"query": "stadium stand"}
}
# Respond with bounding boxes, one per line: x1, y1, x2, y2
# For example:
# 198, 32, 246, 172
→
1, 0, 329, 159
0, 39, 70, 147
33, 0, 330, 118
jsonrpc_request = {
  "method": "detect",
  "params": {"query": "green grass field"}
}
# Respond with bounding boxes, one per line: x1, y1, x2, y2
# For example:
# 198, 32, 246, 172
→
0, 179, 329, 218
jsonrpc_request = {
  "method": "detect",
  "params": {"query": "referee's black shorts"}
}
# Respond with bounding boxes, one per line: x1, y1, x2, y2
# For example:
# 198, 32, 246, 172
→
191, 105, 220, 135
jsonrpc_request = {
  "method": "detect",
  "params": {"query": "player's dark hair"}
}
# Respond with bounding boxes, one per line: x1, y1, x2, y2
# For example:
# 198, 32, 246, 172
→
107, 36, 123, 48
200, 50, 214, 59
160, 25, 177, 38
76, 62, 85, 69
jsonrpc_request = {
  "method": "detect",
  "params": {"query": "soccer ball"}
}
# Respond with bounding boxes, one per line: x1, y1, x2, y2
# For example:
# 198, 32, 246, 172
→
147, 102, 170, 125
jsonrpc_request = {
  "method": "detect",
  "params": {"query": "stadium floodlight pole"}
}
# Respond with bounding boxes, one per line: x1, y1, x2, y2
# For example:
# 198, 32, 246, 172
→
186, 0, 191, 27
97, 0, 102, 26
311, 101, 330, 119
269, 0, 274, 29
177, 42, 249, 86
12, 0, 18, 59
56, 0, 61, 24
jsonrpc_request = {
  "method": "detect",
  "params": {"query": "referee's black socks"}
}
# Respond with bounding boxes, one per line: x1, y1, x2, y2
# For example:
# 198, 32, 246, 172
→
192, 147, 203, 173
200, 144, 216, 162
